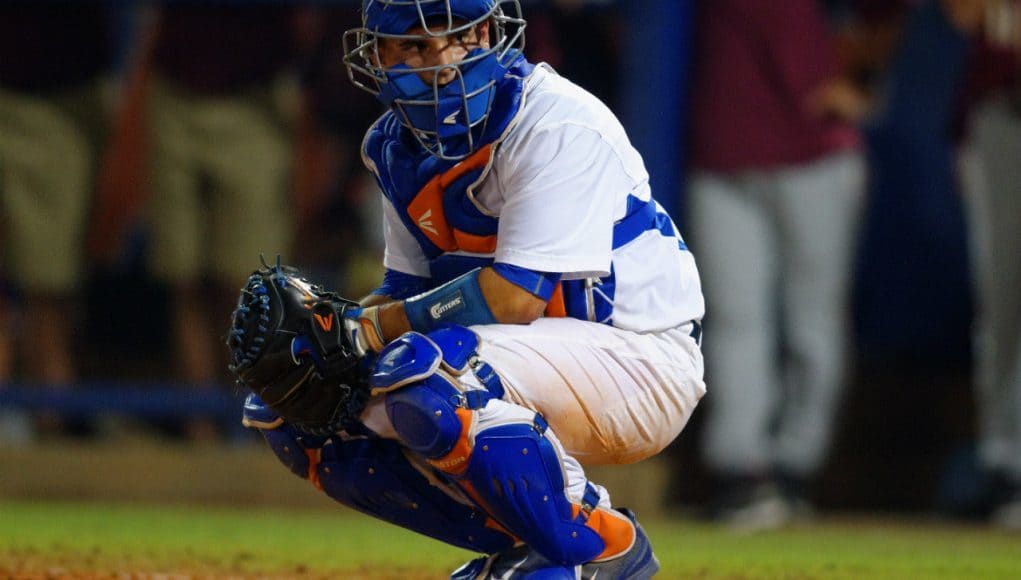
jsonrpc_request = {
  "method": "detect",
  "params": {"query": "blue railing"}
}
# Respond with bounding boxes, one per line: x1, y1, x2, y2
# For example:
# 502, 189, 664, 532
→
0, 382, 242, 420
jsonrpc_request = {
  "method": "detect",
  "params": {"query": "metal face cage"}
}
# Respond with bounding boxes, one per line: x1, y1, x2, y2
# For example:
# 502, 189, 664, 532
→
343, 0, 526, 160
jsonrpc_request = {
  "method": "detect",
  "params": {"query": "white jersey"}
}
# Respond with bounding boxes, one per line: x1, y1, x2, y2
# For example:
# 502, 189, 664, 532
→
380, 64, 704, 333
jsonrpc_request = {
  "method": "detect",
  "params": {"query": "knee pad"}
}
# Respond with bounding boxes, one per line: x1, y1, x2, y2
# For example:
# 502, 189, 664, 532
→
371, 327, 503, 473
385, 374, 469, 460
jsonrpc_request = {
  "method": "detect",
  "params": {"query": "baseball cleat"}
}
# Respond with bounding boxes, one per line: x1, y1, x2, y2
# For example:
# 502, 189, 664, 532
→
450, 544, 578, 579
580, 508, 659, 579
450, 509, 659, 579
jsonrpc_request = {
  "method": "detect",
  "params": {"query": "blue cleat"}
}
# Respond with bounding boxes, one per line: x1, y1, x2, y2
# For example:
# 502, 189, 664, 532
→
451, 509, 659, 579
450, 545, 578, 579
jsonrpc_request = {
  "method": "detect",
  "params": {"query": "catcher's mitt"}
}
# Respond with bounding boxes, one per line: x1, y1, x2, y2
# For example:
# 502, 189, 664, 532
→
227, 259, 369, 435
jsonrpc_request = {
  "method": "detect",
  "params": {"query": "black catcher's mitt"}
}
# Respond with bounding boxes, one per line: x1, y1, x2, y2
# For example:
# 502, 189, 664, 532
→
227, 259, 369, 435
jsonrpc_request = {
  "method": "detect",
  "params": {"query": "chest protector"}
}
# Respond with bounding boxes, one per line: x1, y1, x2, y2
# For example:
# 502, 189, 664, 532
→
363, 55, 535, 283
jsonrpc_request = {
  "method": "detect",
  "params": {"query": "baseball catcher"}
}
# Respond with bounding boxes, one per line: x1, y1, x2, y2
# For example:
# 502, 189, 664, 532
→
229, 1, 706, 578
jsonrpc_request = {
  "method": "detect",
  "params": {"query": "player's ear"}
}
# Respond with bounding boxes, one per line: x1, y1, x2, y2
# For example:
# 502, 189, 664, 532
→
478, 20, 491, 47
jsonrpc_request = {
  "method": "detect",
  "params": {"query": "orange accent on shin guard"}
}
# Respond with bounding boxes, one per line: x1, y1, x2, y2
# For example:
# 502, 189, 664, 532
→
484, 516, 515, 539
426, 407, 474, 476
457, 480, 522, 545
305, 448, 323, 491
572, 505, 636, 561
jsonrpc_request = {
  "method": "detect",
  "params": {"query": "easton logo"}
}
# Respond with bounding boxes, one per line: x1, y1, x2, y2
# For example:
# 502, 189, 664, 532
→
417, 208, 439, 235
313, 312, 334, 331
429, 294, 463, 320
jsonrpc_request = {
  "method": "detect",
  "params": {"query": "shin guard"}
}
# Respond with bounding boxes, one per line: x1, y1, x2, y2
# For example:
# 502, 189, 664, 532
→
243, 394, 514, 554
456, 413, 636, 567
374, 329, 635, 566
315, 436, 515, 554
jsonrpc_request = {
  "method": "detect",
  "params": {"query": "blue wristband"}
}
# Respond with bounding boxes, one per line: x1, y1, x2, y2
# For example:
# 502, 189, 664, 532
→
404, 267, 497, 332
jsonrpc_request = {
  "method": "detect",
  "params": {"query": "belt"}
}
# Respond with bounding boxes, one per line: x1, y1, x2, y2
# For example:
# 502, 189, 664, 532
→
688, 320, 703, 346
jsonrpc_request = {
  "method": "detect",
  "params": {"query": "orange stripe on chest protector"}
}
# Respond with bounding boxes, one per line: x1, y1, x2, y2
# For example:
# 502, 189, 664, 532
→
407, 144, 496, 253
452, 229, 498, 253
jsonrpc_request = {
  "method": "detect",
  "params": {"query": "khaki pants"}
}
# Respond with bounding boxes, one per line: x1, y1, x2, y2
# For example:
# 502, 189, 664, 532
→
147, 75, 294, 286
0, 81, 108, 293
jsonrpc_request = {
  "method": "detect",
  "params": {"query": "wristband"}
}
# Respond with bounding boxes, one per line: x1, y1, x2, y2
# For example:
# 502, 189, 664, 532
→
403, 267, 497, 332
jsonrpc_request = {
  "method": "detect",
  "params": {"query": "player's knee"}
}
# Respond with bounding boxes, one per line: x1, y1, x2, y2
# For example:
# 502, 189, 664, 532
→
385, 376, 467, 459
371, 327, 498, 473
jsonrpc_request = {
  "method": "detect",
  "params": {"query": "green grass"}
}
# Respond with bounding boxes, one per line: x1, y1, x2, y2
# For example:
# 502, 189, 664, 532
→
1, 500, 1019, 579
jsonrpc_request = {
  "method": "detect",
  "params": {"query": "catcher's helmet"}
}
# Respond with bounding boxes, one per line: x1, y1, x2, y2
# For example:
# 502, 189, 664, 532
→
343, 0, 526, 160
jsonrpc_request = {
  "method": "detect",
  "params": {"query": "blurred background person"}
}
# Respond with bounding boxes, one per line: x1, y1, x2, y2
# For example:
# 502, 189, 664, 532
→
687, 0, 869, 530
523, 0, 623, 111
0, 1, 116, 439
957, 0, 1021, 529
848, 0, 977, 516
290, 5, 384, 297
141, 3, 300, 437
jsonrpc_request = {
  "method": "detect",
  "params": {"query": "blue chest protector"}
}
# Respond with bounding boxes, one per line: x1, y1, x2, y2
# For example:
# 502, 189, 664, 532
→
364, 54, 535, 283
364, 55, 682, 328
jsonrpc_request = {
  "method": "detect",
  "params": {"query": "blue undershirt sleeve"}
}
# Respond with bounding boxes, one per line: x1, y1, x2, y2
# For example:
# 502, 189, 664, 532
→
371, 268, 433, 300
491, 262, 562, 302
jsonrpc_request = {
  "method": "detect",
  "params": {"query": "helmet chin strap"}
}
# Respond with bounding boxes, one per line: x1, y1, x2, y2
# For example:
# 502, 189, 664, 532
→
379, 48, 510, 154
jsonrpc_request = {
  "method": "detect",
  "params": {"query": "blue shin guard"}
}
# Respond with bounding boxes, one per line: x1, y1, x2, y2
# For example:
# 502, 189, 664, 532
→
374, 330, 635, 568
243, 394, 514, 554
315, 436, 515, 554
460, 419, 607, 566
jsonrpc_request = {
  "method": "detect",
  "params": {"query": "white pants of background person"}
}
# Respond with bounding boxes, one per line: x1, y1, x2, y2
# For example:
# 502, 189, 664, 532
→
964, 97, 1021, 500
689, 150, 864, 480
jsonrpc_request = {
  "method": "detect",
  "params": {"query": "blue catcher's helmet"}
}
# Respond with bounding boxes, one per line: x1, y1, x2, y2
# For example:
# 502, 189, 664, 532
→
344, 0, 526, 160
